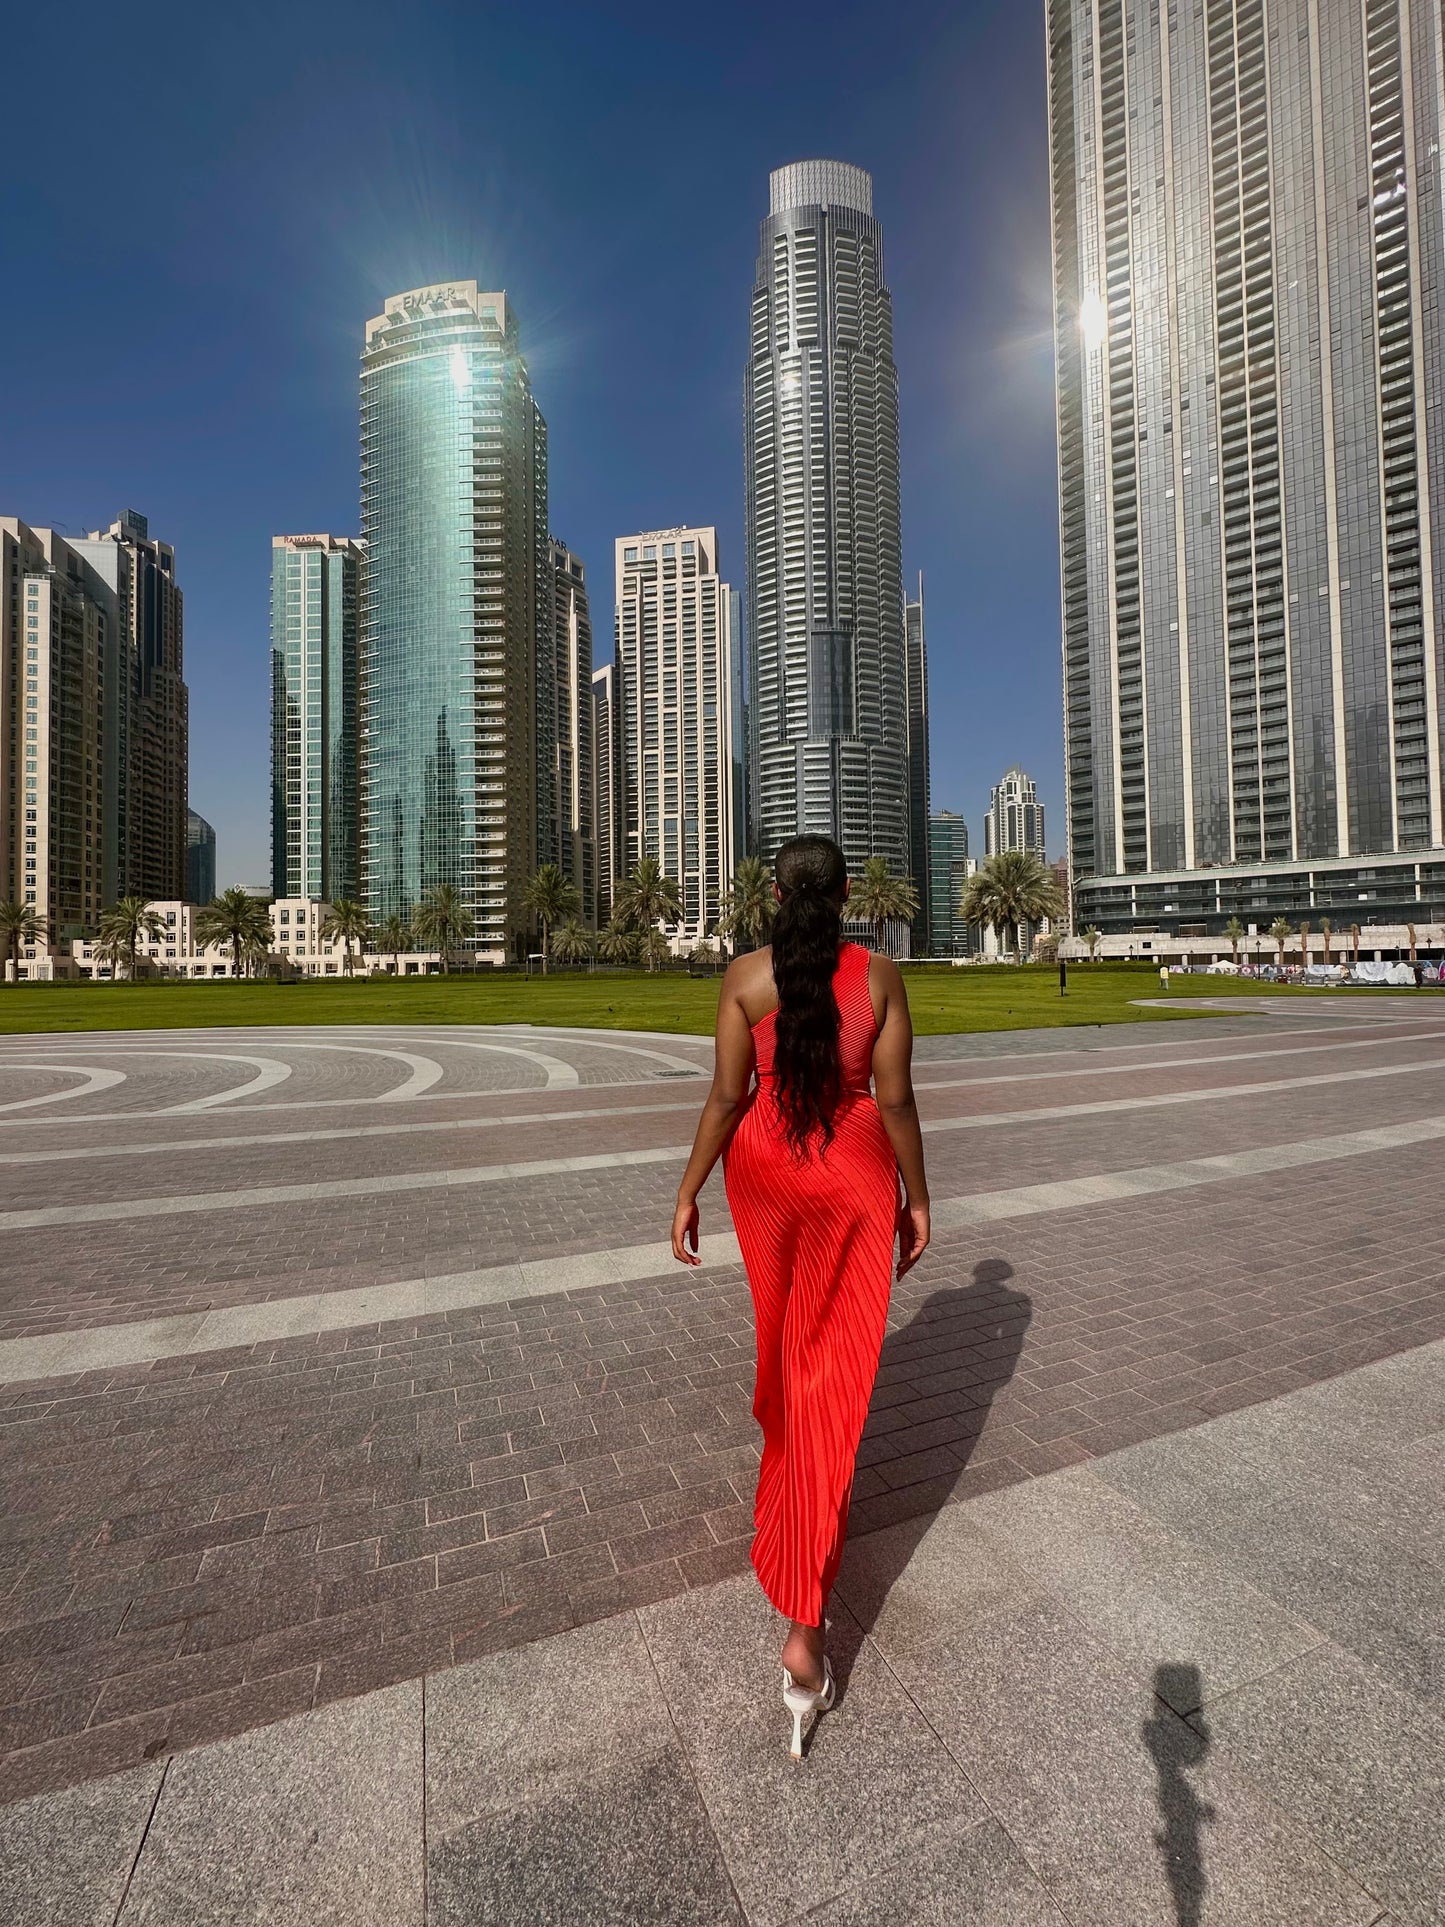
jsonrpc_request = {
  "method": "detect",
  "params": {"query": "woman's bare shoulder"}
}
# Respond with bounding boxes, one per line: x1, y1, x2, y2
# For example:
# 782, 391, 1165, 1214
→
724, 946, 773, 983
867, 950, 906, 994
724, 947, 777, 1016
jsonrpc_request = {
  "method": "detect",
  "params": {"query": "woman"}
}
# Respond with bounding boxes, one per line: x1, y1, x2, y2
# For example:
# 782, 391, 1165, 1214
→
671, 834, 930, 1759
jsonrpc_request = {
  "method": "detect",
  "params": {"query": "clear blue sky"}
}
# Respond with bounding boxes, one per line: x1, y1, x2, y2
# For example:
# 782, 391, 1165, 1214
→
0, 0, 1061, 888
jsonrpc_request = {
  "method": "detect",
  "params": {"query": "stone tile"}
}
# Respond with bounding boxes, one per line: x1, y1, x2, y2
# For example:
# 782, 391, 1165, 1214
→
0, 1760, 162, 1926
638, 1575, 982, 1927
1093, 1421, 1445, 1713
425, 1612, 741, 1926
117, 1682, 423, 1925
425, 1612, 663, 1837
965, 1465, 1324, 1708
835, 1506, 1379, 1926
791, 1813, 1068, 1927
428, 1744, 743, 1927
1205, 1642, 1445, 1927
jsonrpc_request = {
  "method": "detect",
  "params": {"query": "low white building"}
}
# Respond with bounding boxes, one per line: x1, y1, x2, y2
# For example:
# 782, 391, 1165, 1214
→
13, 896, 489, 981
1059, 923, 1445, 968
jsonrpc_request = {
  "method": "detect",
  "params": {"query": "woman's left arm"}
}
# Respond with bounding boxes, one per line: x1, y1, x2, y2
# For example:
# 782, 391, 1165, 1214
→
671, 968, 756, 1265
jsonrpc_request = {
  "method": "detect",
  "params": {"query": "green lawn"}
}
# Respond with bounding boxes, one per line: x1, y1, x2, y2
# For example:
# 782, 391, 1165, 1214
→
0, 964, 1308, 1037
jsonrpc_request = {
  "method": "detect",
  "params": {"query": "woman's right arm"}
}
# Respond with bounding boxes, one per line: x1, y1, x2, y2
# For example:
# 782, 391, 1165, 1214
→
870, 957, 930, 1277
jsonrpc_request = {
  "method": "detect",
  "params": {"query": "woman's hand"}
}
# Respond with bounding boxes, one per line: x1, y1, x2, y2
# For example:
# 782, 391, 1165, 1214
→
896, 1199, 931, 1278
672, 1195, 701, 1266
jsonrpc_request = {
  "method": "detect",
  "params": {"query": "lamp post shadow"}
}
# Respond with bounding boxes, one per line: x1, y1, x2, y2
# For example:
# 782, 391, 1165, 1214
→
839, 1256, 1033, 1656
1143, 1662, 1213, 1927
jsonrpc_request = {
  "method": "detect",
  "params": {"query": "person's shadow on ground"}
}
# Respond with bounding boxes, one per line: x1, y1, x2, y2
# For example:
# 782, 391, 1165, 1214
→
834, 1258, 1032, 1678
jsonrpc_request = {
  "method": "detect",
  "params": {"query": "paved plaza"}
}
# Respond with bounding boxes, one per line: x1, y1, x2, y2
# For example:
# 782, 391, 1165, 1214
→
0, 999, 1441, 1922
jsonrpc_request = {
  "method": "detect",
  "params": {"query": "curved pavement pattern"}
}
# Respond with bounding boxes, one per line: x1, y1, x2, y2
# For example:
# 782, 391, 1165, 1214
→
0, 999, 1441, 1925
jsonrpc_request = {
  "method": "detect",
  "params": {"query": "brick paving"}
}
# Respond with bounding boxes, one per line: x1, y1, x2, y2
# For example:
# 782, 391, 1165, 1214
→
1, 1045, 1442, 1340
0, 1100, 1442, 1803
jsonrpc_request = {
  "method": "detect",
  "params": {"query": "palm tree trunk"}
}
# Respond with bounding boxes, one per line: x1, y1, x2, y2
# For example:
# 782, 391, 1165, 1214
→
542, 919, 550, 975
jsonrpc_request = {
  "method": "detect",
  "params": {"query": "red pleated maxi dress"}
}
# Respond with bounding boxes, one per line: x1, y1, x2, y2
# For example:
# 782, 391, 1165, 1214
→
723, 942, 899, 1625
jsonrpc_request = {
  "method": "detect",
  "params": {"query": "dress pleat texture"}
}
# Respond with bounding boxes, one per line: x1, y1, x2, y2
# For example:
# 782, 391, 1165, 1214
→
724, 943, 898, 1624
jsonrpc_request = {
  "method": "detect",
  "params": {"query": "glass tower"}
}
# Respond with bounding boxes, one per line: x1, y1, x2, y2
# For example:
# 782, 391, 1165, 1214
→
359, 283, 550, 956
186, 808, 216, 905
1050, 0, 1445, 935
745, 159, 909, 876
927, 811, 975, 959
270, 535, 361, 902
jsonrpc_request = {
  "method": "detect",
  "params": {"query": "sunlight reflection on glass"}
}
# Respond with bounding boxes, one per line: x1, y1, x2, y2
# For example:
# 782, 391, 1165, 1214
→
1079, 290, 1108, 351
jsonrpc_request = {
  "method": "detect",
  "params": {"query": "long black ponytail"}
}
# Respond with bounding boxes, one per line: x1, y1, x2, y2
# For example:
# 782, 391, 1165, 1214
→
771, 835, 848, 1154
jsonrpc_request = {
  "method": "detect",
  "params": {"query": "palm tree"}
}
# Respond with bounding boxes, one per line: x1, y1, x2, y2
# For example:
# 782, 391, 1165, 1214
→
1081, 924, 1102, 962
1224, 917, 1244, 967
522, 863, 582, 974
850, 857, 920, 955
551, 918, 593, 966
722, 856, 774, 955
321, 898, 369, 976
1350, 922, 1362, 966
375, 913, 410, 976
961, 851, 1064, 960
1407, 922, 1418, 965
1299, 919, 1312, 969
411, 884, 472, 974
96, 896, 165, 981
1320, 917, 1333, 967
0, 902, 46, 985
613, 858, 683, 971
1269, 917, 1294, 971
196, 888, 273, 979
596, 919, 640, 966
638, 927, 674, 972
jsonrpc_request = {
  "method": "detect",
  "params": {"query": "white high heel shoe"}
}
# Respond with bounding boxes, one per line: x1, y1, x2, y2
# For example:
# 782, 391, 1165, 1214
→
782, 1657, 835, 1760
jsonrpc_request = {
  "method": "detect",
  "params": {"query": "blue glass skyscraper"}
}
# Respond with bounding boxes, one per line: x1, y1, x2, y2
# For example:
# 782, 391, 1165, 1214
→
359, 283, 550, 957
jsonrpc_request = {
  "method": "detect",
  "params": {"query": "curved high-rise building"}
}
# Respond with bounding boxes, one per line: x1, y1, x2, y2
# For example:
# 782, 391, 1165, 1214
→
745, 160, 909, 876
1049, 0, 1445, 936
359, 282, 550, 959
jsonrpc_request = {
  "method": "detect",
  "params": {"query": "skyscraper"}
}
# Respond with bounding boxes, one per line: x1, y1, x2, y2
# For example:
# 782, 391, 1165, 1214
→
745, 159, 908, 875
186, 808, 216, 906
550, 538, 596, 925
928, 810, 975, 959
1, 520, 123, 936
904, 572, 930, 936
984, 766, 1045, 860
359, 282, 550, 959
591, 662, 623, 925
74, 510, 187, 902
269, 534, 362, 902
615, 528, 741, 947
1049, 1, 1445, 934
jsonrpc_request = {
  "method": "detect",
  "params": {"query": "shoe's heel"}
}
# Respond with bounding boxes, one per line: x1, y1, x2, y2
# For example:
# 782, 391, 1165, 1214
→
782, 1660, 833, 1762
